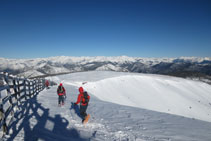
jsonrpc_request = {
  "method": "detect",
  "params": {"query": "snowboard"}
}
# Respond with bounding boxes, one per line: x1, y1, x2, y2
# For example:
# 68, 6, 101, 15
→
83, 114, 90, 124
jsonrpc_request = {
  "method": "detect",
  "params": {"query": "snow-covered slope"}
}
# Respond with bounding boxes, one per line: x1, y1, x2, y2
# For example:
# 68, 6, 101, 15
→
50, 71, 211, 122
4, 71, 211, 141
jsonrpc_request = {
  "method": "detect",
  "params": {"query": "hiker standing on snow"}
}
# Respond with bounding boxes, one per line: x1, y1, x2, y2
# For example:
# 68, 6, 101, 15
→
74, 87, 90, 122
45, 80, 49, 89
57, 83, 66, 106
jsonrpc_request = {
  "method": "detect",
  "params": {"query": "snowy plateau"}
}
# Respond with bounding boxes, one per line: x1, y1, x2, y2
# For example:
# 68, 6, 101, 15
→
3, 71, 211, 141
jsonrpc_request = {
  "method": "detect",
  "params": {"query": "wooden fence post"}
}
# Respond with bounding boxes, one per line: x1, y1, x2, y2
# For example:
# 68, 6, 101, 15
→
0, 91, 5, 133
17, 79, 21, 107
24, 79, 27, 100
33, 80, 36, 96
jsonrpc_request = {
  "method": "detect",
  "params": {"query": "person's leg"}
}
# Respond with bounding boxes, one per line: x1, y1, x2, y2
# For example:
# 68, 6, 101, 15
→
58, 95, 62, 106
84, 105, 88, 117
80, 105, 88, 120
61, 95, 64, 105
58, 96, 60, 105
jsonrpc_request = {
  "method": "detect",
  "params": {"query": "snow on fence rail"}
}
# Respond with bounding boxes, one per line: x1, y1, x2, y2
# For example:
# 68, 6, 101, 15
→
0, 72, 45, 136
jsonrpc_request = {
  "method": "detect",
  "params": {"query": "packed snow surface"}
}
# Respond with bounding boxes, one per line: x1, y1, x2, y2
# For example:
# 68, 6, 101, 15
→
51, 71, 211, 122
3, 71, 211, 141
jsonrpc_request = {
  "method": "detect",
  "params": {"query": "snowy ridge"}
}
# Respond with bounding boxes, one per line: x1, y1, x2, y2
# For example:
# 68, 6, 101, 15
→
1, 56, 211, 65
1, 56, 211, 78
84, 75, 211, 122
50, 71, 211, 122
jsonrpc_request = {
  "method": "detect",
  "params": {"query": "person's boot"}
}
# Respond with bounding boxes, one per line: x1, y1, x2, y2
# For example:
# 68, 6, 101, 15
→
82, 119, 85, 123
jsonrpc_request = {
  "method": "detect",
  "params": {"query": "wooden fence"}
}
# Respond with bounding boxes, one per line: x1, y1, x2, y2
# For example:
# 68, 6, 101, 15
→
0, 72, 45, 135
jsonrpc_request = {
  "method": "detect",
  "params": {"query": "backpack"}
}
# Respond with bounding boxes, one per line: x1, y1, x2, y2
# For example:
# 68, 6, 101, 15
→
81, 91, 89, 104
58, 86, 64, 93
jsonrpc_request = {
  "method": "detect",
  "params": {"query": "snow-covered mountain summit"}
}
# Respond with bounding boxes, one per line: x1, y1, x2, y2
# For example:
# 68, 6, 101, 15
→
0, 56, 211, 78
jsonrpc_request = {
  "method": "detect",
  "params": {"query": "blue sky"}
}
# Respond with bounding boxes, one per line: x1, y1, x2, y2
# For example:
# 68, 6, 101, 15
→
0, 0, 210, 59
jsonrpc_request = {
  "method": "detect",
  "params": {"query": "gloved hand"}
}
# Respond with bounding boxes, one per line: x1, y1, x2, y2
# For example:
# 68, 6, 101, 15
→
74, 103, 77, 106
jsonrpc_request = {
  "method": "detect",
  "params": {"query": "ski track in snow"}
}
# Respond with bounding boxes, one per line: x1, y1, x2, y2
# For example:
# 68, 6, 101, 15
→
2, 71, 211, 141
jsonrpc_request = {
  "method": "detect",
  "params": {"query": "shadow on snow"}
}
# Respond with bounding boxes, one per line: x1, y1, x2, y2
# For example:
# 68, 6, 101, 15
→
6, 93, 89, 141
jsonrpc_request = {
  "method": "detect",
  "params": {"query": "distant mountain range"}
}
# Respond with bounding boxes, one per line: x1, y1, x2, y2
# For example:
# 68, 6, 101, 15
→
1, 56, 211, 83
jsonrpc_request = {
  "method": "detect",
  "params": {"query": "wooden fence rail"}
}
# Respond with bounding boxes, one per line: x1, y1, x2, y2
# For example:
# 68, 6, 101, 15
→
0, 72, 45, 135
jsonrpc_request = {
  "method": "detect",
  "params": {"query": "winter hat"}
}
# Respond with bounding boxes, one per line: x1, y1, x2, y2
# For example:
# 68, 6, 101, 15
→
59, 83, 63, 86
79, 87, 84, 93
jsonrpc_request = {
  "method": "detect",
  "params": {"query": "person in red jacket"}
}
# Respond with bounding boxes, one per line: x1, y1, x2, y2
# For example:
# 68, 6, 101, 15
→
74, 87, 90, 122
57, 83, 66, 106
45, 80, 49, 88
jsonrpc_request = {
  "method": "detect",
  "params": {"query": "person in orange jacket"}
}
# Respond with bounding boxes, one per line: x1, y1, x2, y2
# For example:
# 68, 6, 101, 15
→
57, 83, 66, 106
74, 87, 90, 122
